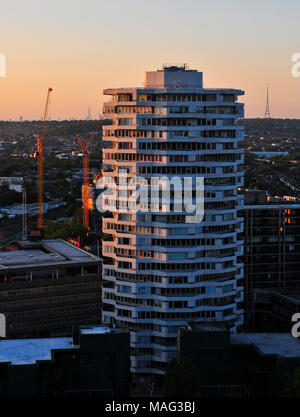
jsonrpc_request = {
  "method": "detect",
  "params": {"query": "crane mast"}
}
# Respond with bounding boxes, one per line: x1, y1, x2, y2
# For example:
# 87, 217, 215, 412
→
77, 134, 94, 229
37, 87, 52, 229
22, 185, 27, 240
76, 118, 102, 229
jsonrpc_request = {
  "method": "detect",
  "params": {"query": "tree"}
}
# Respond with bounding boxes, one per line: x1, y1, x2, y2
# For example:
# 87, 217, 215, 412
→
280, 368, 300, 396
74, 207, 83, 223
164, 357, 202, 397
45, 220, 87, 240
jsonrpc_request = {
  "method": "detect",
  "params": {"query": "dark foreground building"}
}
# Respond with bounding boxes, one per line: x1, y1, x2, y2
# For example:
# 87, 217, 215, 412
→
0, 239, 102, 338
240, 191, 300, 330
253, 288, 300, 332
178, 322, 300, 397
0, 325, 130, 397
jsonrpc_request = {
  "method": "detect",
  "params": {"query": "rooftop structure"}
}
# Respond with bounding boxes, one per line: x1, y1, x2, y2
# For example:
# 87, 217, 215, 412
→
0, 239, 102, 339
0, 239, 99, 272
251, 151, 288, 158
0, 200, 66, 217
181, 321, 300, 357
145, 63, 203, 89
0, 337, 75, 365
185, 321, 228, 332
230, 333, 300, 358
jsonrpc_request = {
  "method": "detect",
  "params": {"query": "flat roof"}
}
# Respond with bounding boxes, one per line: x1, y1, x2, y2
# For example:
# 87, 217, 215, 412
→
104, 87, 244, 95
0, 337, 75, 365
0, 326, 114, 365
0, 239, 101, 271
187, 321, 228, 332
80, 325, 126, 335
231, 333, 300, 358
43, 240, 97, 262
80, 325, 111, 335
243, 204, 300, 209
0, 249, 65, 268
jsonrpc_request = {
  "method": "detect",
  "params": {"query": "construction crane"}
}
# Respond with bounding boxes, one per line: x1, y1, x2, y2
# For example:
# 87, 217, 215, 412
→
37, 87, 53, 229
22, 185, 27, 240
76, 119, 102, 229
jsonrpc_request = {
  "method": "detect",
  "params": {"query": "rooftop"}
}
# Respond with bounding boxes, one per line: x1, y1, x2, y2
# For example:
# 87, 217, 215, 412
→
230, 333, 300, 358
0, 239, 101, 271
104, 64, 244, 94
187, 321, 228, 332
160, 63, 193, 72
244, 189, 300, 207
80, 325, 125, 335
244, 203, 300, 209
0, 325, 113, 365
0, 337, 75, 365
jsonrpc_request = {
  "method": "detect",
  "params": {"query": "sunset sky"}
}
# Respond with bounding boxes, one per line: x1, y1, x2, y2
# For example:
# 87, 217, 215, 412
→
1, 0, 300, 120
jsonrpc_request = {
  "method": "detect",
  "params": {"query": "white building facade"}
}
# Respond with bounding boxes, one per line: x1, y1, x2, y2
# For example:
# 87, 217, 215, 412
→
101, 64, 244, 374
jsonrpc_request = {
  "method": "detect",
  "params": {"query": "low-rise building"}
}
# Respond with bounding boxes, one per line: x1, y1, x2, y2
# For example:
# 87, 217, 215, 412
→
0, 239, 102, 338
178, 322, 300, 397
0, 325, 130, 397
0, 177, 23, 193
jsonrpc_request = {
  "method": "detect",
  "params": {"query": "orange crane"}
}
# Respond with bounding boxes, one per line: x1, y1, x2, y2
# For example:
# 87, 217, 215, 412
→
37, 87, 53, 229
76, 119, 102, 229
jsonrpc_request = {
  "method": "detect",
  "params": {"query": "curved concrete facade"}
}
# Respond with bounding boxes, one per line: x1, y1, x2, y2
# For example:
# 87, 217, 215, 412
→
101, 65, 244, 374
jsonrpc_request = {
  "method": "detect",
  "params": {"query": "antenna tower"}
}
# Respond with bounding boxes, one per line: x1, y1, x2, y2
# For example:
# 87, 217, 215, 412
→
264, 85, 271, 118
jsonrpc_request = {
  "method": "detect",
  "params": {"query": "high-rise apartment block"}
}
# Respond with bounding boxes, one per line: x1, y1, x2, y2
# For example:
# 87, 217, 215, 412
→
241, 190, 300, 331
101, 64, 244, 373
